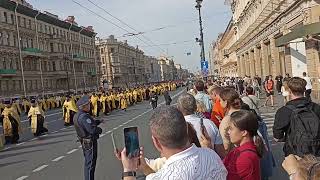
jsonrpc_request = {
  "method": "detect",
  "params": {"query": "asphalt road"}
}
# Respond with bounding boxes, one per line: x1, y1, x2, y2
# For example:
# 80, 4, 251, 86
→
0, 88, 186, 180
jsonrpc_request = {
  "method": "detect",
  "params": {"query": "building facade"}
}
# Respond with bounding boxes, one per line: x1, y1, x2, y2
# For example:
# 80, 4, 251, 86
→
144, 56, 161, 83
97, 35, 146, 88
225, 0, 320, 88
0, 0, 99, 97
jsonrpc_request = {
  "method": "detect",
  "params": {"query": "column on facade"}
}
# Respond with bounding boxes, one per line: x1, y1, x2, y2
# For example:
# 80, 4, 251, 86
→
305, 39, 320, 91
239, 54, 244, 77
237, 56, 241, 77
244, 52, 250, 76
242, 54, 246, 77
249, 49, 255, 77
269, 37, 281, 77
260, 41, 269, 77
254, 47, 261, 77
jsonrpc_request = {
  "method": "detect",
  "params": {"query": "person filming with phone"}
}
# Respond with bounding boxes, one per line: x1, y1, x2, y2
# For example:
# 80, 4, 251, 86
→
73, 95, 103, 180
118, 106, 227, 180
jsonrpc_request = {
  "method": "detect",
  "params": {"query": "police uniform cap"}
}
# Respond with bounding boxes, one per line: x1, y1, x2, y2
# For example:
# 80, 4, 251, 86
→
4, 99, 11, 105
31, 99, 36, 104
76, 95, 90, 107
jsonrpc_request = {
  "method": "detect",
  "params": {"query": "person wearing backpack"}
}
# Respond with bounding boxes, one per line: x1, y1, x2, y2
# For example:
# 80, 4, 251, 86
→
263, 75, 275, 108
273, 77, 320, 157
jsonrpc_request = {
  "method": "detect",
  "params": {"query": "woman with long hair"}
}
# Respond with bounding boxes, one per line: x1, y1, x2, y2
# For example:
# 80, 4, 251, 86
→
223, 110, 264, 180
219, 88, 242, 152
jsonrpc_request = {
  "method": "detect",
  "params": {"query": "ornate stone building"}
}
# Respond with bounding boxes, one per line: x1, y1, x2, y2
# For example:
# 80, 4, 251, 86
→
97, 35, 146, 88
144, 56, 161, 83
0, 0, 99, 97
226, 0, 320, 88
213, 20, 238, 77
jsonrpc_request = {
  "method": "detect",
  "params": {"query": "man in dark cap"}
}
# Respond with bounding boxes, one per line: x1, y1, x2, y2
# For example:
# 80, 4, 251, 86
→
73, 95, 103, 180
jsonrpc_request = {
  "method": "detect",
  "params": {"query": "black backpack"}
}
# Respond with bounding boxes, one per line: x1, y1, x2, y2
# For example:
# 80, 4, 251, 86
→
286, 103, 320, 156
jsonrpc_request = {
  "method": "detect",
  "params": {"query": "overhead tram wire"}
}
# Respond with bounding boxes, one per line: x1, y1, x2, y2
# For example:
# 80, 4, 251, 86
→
139, 40, 194, 48
86, 0, 167, 54
72, 0, 164, 54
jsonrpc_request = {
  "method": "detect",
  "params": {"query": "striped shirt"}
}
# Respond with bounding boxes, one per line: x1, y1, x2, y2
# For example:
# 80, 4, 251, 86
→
146, 144, 227, 180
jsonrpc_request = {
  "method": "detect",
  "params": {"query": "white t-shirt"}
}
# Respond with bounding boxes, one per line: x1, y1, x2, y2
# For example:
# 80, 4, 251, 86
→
303, 76, 312, 90
184, 114, 223, 145
241, 95, 260, 115
146, 145, 227, 180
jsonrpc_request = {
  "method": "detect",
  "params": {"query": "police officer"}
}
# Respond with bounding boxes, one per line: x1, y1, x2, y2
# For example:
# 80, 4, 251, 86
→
73, 95, 103, 180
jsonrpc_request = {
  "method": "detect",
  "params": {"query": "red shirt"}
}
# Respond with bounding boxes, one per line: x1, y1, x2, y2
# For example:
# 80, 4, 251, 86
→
211, 98, 225, 127
223, 141, 261, 180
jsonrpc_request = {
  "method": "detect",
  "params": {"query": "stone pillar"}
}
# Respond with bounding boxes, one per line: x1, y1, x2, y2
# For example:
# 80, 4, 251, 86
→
260, 41, 270, 77
244, 52, 250, 76
241, 54, 246, 77
237, 56, 241, 77
305, 39, 320, 98
270, 37, 281, 77
254, 47, 261, 77
249, 50, 255, 77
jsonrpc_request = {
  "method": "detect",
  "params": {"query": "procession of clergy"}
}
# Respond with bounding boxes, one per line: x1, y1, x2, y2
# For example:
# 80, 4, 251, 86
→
0, 82, 177, 145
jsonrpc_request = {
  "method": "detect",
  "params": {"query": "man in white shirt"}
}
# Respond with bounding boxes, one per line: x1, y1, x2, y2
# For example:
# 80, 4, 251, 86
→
194, 80, 212, 112
177, 93, 226, 158
120, 106, 227, 180
302, 72, 312, 101
241, 86, 260, 115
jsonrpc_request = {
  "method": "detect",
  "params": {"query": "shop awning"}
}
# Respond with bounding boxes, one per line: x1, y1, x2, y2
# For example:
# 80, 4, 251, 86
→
275, 22, 320, 47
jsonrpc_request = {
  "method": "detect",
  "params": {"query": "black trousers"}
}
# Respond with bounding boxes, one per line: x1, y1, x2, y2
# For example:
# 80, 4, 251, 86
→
83, 139, 98, 180
305, 89, 312, 101
151, 101, 157, 109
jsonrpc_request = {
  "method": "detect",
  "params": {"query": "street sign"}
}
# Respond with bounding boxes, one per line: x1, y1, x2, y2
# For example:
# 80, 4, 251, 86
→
200, 61, 209, 76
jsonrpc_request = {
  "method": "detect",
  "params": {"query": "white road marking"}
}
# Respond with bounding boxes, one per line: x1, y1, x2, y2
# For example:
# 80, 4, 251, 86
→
52, 130, 58, 133
61, 128, 67, 130
66, 149, 78, 154
30, 137, 38, 141
52, 156, 65, 162
106, 131, 112, 134
79, 145, 82, 148
32, 165, 49, 172
16, 142, 25, 146
16, 176, 29, 180
99, 134, 106, 137
42, 134, 48, 137
112, 127, 117, 130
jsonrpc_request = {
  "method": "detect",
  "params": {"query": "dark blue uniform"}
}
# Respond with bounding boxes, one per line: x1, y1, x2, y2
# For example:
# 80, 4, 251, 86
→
74, 96, 102, 180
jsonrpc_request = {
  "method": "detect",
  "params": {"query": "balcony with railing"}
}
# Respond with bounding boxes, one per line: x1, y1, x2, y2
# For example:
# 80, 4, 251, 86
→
22, 48, 44, 57
0, 69, 17, 76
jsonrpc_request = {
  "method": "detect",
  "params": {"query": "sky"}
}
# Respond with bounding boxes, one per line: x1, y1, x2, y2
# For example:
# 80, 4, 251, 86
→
28, 0, 232, 72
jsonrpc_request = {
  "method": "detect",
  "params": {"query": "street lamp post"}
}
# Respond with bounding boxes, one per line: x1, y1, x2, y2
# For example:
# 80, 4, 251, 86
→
14, 3, 27, 97
34, 11, 45, 97
195, 0, 206, 63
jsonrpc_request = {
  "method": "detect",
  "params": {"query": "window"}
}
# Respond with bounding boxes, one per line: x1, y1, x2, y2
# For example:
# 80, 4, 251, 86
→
110, 48, 115, 53
10, 14, 14, 24
28, 19, 31, 29
52, 62, 56, 71
22, 17, 26, 27
17, 16, 21, 26
3, 12, 8, 23
50, 43, 54, 52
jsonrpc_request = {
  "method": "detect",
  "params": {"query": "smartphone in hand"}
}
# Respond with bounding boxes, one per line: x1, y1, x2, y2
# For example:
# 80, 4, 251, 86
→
124, 127, 140, 158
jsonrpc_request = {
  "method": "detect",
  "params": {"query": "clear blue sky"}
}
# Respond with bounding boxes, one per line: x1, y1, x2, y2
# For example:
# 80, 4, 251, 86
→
29, 0, 231, 72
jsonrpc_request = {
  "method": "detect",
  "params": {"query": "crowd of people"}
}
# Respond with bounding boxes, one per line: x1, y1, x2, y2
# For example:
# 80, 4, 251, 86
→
0, 82, 177, 145
115, 76, 319, 180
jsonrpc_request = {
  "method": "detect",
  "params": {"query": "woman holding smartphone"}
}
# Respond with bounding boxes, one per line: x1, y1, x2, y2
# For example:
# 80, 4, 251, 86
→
223, 110, 264, 180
